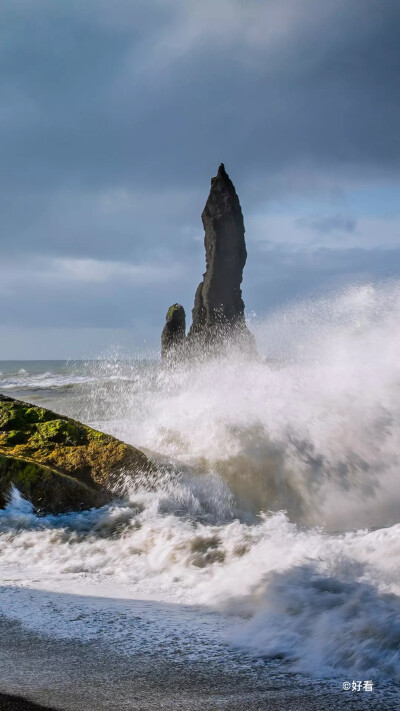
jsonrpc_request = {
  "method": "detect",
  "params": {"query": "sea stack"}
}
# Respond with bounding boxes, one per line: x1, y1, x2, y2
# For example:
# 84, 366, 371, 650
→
161, 303, 186, 359
188, 163, 254, 349
161, 163, 255, 359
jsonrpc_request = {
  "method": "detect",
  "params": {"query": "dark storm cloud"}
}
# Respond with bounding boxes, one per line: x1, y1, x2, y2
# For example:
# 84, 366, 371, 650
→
1, 0, 400, 349
2, 0, 399, 197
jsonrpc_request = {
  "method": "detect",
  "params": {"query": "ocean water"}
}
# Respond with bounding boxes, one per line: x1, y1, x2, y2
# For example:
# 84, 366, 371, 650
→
1, 281, 400, 709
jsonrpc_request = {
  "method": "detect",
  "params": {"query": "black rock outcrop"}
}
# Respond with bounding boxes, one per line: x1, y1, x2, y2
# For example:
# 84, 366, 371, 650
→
161, 303, 186, 359
161, 164, 255, 358
188, 164, 254, 348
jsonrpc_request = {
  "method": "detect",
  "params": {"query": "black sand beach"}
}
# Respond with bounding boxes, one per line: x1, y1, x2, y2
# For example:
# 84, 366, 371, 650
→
0, 695, 56, 711
1, 615, 399, 711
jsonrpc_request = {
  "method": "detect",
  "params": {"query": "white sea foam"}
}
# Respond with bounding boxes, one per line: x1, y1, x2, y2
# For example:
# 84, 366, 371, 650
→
1, 489, 400, 678
0, 370, 110, 391
77, 280, 400, 532
1, 281, 400, 680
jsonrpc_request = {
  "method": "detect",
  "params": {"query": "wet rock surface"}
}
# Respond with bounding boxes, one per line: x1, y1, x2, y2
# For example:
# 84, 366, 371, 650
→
188, 164, 255, 351
0, 394, 154, 513
161, 303, 186, 359
162, 164, 256, 356
189, 164, 247, 340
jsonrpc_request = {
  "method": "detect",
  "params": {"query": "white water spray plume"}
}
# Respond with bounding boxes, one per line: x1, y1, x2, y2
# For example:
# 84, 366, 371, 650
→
1, 280, 400, 686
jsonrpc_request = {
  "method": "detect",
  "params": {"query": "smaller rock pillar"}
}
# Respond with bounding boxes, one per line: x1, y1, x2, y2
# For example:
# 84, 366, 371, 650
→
161, 303, 186, 359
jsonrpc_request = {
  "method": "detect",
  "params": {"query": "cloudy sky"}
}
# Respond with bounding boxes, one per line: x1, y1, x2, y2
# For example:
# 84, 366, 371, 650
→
1, 0, 400, 358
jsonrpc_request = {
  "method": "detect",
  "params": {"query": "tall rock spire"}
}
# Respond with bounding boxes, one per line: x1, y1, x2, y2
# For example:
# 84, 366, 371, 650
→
188, 163, 253, 346
161, 163, 255, 359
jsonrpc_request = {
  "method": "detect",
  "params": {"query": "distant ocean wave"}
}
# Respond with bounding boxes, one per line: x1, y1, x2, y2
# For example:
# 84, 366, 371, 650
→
0, 366, 141, 393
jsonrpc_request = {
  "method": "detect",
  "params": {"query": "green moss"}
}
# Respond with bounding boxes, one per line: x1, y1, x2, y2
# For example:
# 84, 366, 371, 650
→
0, 452, 107, 513
25, 406, 53, 423
0, 402, 54, 431
3, 430, 30, 446
10, 461, 38, 485
87, 428, 113, 444
166, 303, 181, 320
0, 394, 155, 513
33, 419, 86, 446
0, 403, 28, 431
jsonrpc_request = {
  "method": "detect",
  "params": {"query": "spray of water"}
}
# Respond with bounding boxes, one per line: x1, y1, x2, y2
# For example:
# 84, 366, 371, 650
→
67, 279, 400, 531
1, 280, 400, 679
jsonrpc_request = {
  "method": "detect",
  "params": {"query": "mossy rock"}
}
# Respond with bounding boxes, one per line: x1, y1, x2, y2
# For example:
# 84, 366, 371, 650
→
161, 304, 186, 359
0, 453, 106, 513
0, 394, 155, 513
33, 419, 86, 446
166, 303, 182, 320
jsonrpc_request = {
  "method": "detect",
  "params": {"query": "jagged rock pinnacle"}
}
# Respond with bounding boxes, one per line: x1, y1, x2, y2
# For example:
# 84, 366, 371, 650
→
160, 164, 256, 358
188, 163, 252, 345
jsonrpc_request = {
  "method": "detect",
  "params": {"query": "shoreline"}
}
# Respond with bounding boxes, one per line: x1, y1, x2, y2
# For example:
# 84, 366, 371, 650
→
1, 609, 397, 711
